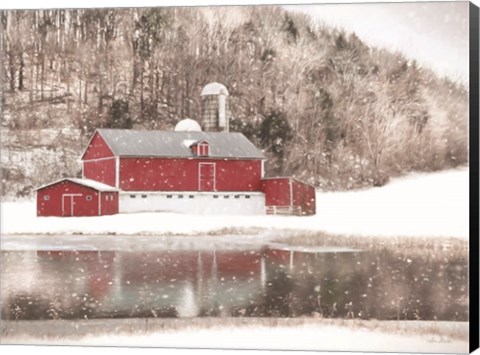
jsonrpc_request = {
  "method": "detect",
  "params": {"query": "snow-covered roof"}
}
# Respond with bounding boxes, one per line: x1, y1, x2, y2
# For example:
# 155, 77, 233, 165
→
200, 82, 229, 96
35, 178, 118, 192
96, 129, 265, 159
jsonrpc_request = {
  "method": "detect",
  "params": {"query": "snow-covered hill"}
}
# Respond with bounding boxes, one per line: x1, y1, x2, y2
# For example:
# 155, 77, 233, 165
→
1, 167, 469, 239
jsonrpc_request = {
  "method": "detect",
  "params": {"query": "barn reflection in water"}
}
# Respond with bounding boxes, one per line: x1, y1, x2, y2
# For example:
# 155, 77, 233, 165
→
1, 244, 468, 321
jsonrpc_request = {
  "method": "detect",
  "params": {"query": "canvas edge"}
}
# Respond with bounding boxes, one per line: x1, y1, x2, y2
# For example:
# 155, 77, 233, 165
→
469, 1, 480, 353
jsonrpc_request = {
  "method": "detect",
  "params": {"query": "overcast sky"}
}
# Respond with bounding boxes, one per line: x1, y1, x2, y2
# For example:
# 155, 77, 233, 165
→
284, 1, 470, 84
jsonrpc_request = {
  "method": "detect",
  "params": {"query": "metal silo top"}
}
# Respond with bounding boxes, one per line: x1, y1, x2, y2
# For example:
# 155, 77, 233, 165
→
201, 82, 229, 96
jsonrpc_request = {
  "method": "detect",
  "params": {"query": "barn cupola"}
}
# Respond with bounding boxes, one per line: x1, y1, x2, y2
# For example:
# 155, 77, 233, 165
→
201, 82, 229, 132
191, 140, 210, 157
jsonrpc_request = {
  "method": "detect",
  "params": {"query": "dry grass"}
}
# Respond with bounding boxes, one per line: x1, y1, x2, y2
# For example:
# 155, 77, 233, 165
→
1, 317, 469, 344
269, 230, 468, 257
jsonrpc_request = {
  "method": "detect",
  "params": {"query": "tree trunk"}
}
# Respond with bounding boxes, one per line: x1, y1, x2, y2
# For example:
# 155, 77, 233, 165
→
78, 80, 82, 105
40, 55, 45, 100
84, 79, 88, 105
18, 52, 24, 90
140, 64, 144, 117
8, 52, 15, 92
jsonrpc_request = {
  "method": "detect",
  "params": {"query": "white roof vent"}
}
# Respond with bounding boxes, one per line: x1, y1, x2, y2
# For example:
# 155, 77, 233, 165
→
174, 118, 202, 132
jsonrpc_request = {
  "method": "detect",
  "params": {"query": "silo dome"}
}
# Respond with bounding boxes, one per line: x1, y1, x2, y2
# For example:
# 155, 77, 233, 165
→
174, 118, 202, 132
201, 82, 229, 96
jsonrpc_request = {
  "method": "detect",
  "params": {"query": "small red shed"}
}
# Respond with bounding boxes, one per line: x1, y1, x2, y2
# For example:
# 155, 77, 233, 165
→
261, 177, 316, 215
36, 178, 118, 217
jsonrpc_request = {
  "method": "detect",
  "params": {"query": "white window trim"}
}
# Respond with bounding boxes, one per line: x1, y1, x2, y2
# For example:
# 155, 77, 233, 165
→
61, 194, 83, 216
195, 141, 210, 157
289, 178, 293, 207
198, 162, 216, 191
115, 157, 120, 188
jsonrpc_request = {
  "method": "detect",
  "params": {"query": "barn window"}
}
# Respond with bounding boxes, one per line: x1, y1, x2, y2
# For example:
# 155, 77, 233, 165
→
167, 195, 172, 199
189, 195, 194, 199
234, 195, 240, 199
199, 143, 209, 156
141, 195, 147, 198
130, 195, 136, 198
43, 195, 50, 201
194, 141, 210, 157
213, 195, 219, 199
86, 195, 92, 201
178, 195, 184, 199
245, 195, 251, 199
224, 195, 230, 199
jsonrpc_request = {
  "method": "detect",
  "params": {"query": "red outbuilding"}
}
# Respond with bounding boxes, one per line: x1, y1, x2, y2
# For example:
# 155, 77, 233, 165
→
36, 178, 118, 217
261, 177, 316, 215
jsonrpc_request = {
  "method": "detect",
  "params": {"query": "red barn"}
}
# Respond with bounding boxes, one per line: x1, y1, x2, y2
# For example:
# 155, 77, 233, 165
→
35, 82, 316, 217
81, 129, 264, 192
36, 178, 118, 217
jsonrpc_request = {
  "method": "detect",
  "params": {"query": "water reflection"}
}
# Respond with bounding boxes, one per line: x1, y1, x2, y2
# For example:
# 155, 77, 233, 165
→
1, 245, 468, 321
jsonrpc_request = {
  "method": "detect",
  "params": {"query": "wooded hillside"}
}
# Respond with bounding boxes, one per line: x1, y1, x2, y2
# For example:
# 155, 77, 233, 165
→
1, 6, 468, 197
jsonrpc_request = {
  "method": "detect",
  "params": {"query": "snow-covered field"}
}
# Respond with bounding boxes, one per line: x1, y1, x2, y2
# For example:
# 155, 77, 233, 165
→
66, 323, 468, 353
0, 168, 470, 354
3, 318, 468, 353
1, 167, 469, 239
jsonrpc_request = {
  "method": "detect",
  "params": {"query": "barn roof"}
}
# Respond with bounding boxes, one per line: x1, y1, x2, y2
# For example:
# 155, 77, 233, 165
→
36, 178, 118, 192
96, 129, 265, 159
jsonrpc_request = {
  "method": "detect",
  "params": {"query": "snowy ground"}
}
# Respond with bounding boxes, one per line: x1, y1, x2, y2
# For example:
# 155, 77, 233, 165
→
2, 318, 469, 353
0, 168, 470, 354
1, 167, 469, 239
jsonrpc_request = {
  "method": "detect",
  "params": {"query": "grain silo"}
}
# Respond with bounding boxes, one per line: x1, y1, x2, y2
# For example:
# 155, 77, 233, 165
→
201, 82, 229, 132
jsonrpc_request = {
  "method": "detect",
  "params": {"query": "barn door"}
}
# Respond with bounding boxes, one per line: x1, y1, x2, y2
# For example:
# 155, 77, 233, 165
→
199, 163, 216, 191
62, 194, 81, 216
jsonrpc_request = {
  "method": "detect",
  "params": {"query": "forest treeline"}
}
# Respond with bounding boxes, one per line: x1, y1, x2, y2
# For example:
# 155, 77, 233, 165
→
1, 6, 468, 196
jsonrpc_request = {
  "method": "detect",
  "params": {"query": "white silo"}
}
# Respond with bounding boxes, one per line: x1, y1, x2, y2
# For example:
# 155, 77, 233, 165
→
200, 82, 229, 132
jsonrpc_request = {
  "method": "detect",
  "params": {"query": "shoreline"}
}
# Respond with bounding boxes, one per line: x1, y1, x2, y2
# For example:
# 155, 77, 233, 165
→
0, 230, 469, 253
1, 318, 469, 353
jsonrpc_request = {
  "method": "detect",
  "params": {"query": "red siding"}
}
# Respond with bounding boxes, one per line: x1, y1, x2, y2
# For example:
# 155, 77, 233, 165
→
82, 132, 115, 160
260, 178, 291, 206
82, 131, 117, 187
291, 180, 316, 215
261, 178, 316, 215
119, 158, 262, 191
37, 180, 118, 217
83, 158, 116, 187
100, 191, 119, 215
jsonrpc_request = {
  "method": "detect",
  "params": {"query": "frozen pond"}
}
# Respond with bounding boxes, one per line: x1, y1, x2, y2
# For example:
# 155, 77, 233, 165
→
1, 236, 468, 321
